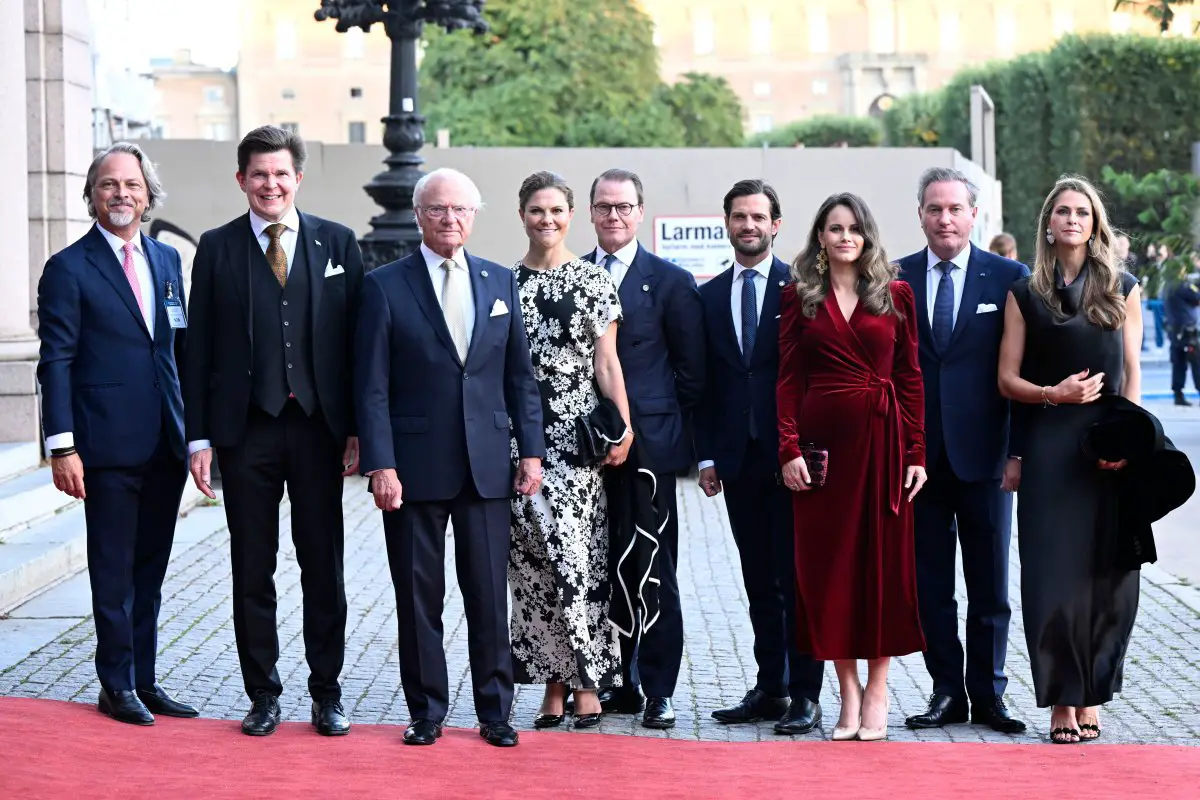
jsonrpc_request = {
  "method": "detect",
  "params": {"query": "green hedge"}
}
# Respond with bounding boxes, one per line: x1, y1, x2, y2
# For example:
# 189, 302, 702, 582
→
881, 91, 944, 147
747, 115, 882, 148
883, 34, 1200, 254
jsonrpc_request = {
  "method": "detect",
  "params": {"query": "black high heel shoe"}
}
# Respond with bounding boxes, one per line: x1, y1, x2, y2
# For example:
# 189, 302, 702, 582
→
573, 712, 603, 729
534, 713, 565, 729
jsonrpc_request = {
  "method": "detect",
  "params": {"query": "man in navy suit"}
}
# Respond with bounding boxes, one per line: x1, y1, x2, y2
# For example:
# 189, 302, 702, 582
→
581, 168, 705, 729
696, 180, 825, 735
355, 168, 545, 748
37, 143, 197, 726
896, 167, 1028, 733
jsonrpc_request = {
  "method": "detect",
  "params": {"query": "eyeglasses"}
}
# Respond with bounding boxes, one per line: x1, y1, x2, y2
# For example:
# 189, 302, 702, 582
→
590, 203, 640, 218
419, 205, 477, 220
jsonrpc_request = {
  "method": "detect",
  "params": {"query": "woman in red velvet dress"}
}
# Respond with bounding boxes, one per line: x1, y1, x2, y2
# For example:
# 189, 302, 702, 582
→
777, 193, 928, 742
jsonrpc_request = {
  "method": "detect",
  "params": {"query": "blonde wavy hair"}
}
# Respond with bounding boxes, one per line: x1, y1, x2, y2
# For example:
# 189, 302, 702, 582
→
1031, 175, 1126, 330
790, 193, 898, 319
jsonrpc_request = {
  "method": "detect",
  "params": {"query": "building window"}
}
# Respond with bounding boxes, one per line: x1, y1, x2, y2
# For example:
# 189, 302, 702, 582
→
808, 8, 829, 54
1110, 11, 1132, 33
203, 123, 230, 141
750, 13, 771, 55
753, 81, 771, 97
693, 10, 715, 56
350, 87, 363, 98
343, 26, 366, 59
939, 10, 961, 53
751, 114, 773, 134
203, 86, 224, 104
282, 88, 295, 100
276, 20, 297, 60
281, 122, 299, 134
996, 7, 1018, 56
1053, 9, 1074, 38
348, 121, 366, 143
812, 79, 829, 95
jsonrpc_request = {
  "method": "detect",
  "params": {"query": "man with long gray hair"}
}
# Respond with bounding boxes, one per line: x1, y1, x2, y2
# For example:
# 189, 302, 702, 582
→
37, 142, 196, 725
896, 167, 1028, 734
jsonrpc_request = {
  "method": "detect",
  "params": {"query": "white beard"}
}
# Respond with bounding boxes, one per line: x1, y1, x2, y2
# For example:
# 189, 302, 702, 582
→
108, 208, 136, 227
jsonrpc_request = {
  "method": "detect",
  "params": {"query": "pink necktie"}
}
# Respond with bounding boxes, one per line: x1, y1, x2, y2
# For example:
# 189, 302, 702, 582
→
121, 242, 147, 321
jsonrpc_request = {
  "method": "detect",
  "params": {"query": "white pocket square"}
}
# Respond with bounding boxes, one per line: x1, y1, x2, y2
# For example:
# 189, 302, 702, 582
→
976, 303, 998, 314
323, 259, 344, 278
490, 299, 509, 317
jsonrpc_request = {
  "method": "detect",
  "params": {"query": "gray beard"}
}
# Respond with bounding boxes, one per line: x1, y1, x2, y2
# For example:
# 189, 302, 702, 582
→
107, 208, 136, 227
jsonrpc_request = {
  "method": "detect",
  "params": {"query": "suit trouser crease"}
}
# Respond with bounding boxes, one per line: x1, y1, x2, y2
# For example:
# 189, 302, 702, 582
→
914, 456, 1013, 703
722, 445, 823, 702
218, 403, 347, 702
84, 435, 185, 692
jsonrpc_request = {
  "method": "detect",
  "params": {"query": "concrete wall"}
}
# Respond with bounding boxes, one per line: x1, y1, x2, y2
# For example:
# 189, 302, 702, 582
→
134, 141, 1002, 292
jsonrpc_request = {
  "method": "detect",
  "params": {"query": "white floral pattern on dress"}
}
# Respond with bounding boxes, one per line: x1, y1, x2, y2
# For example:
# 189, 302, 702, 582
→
508, 258, 624, 689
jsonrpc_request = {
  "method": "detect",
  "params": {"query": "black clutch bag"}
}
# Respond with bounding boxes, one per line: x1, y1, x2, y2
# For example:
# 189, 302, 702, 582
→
575, 396, 628, 466
799, 444, 828, 488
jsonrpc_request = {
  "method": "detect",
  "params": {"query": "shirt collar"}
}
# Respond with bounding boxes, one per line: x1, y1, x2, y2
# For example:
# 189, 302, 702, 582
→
597, 239, 640, 269
733, 251, 773, 282
420, 241, 468, 272
96, 222, 144, 257
926, 244, 971, 273
249, 207, 300, 239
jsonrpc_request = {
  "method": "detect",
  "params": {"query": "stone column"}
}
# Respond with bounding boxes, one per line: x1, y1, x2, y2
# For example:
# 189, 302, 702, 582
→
0, 0, 39, 442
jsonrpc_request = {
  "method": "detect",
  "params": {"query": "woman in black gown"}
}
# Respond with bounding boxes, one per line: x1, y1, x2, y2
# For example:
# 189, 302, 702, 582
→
998, 175, 1143, 744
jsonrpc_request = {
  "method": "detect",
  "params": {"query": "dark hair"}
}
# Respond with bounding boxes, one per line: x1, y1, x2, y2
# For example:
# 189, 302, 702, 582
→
237, 125, 307, 174
589, 168, 644, 205
723, 179, 781, 220
518, 171, 574, 211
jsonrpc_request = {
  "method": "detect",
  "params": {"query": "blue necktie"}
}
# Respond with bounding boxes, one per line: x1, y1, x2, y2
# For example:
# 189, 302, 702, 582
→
604, 253, 618, 274
931, 260, 955, 352
740, 270, 757, 364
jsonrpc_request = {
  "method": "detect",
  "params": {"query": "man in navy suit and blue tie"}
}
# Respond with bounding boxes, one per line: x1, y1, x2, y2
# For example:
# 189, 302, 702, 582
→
896, 167, 1028, 733
581, 168, 705, 729
696, 180, 825, 735
37, 143, 197, 725
355, 168, 545, 748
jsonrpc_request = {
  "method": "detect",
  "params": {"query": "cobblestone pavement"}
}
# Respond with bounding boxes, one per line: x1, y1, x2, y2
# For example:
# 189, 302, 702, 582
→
2, 473, 1199, 746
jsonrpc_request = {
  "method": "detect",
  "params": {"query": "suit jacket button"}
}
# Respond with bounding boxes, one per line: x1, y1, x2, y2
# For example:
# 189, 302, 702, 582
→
747, 371, 754, 378
154, 381, 160, 388
463, 373, 469, 380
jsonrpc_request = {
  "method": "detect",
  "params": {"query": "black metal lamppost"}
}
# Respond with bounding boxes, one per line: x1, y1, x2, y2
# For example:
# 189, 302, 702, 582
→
314, 1, 488, 270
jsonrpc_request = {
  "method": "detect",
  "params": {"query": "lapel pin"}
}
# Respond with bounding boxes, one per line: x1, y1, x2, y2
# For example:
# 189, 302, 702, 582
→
481, 270, 489, 278
642, 284, 650, 292
315, 239, 322, 246
778, 280, 786, 287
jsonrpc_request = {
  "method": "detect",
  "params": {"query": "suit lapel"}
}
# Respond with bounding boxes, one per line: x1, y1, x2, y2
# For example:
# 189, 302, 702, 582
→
618, 242, 656, 312
231, 214, 254, 339
299, 213, 325, 338
464, 253, 491, 366
84, 226, 151, 338
143, 236, 168, 340
949, 245, 987, 349
906, 249, 934, 351
402, 252, 460, 363
708, 268, 739, 364
750, 260, 788, 366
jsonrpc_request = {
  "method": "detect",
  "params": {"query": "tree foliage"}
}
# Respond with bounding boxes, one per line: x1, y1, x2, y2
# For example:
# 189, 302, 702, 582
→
417, 0, 742, 147
1113, 0, 1198, 34
1102, 166, 1200, 291
746, 116, 882, 148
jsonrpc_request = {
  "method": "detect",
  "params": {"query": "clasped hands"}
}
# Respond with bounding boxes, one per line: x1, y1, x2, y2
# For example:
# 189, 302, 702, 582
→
1044, 370, 1128, 471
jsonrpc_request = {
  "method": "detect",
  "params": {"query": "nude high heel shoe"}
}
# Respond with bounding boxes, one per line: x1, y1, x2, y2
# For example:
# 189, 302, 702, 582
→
832, 685, 863, 741
858, 697, 889, 741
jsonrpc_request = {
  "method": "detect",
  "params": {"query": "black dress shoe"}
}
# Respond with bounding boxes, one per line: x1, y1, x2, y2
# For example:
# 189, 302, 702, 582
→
642, 697, 676, 729
905, 693, 968, 729
480, 721, 520, 747
533, 713, 564, 729
136, 685, 198, 718
712, 689, 790, 724
98, 688, 154, 726
773, 698, 823, 735
312, 699, 351, 736
241, 692, 281, 736
403, 719, 443, 745
598, 685, 646, 715
971, 697, 1027, 734
573, 712, 603, 729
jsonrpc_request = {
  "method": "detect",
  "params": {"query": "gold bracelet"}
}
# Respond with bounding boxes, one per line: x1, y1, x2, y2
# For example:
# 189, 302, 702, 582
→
1041, 386, 1057, 407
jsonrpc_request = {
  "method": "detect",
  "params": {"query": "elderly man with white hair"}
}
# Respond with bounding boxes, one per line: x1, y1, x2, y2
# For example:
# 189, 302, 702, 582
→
355, 168, 545, 748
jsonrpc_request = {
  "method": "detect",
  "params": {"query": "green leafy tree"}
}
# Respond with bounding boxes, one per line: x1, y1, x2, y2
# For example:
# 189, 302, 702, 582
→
1101, 165, 1200, 293
746, 116, 883, 148
1113, 0, 1198, 33
418, 0, 741, 147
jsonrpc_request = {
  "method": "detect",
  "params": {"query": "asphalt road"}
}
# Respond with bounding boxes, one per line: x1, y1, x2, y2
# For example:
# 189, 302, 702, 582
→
1151, 399, 1200, 584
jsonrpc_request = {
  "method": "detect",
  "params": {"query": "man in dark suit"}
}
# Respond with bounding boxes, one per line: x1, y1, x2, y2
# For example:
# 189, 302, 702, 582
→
581, 168, 705, 729
696, 180, 824, 735
183, 126, 363, 737
896, 167, 1028, 734
355, 168, 544, 748
37, 142, 197, 725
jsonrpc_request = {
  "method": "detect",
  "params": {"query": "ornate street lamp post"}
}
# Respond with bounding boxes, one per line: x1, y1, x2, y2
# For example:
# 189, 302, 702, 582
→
315, 1, 487, 270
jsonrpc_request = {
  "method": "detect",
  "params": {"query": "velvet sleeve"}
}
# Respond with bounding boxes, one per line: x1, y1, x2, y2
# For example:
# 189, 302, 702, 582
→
776, 284, 807, 466
892, 281, 926, 468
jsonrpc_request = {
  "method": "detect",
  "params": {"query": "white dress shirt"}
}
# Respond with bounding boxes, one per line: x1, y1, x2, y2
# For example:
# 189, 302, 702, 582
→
188, 207, 303, 457
249, 206, 300, 275
592, 239, 640, 290
421, 241, 475, 345
48, 225, 157, 452
926, 245, 971, 328
698, 253, 773, 472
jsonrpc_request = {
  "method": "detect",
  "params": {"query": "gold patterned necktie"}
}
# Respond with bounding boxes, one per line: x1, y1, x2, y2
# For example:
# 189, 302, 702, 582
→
264, 222, 288, 287
440, 259, 469, 362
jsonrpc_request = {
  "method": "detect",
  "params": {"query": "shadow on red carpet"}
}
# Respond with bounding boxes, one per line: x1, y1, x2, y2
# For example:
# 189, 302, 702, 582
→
1, 697, 1197, 799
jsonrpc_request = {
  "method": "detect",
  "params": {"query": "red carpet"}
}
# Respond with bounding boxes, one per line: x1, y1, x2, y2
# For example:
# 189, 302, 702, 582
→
2, 697, 1197, 799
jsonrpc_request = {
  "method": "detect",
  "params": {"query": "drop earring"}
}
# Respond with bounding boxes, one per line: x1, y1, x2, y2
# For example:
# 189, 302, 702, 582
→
1045, 230, 1055, 245
816, 247, 828, 274
1087, 236, 1096, 255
